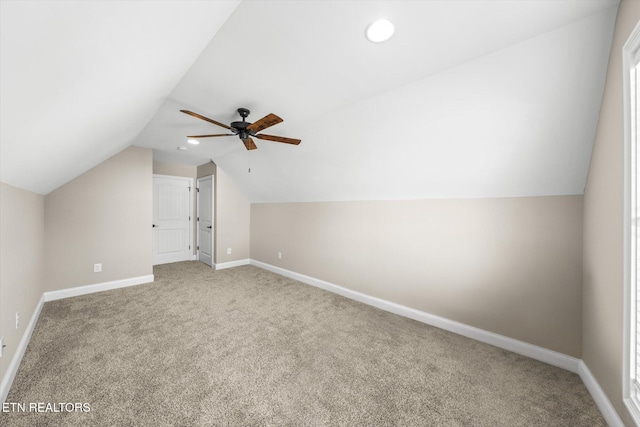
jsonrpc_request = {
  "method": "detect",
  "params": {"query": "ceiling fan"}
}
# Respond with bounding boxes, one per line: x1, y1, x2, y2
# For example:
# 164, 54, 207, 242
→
180, 107, 301, 151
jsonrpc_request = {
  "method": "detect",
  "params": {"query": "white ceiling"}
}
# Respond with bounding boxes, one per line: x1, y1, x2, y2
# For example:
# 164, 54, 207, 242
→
0, 0, 240, 195
1, 1, 619, 202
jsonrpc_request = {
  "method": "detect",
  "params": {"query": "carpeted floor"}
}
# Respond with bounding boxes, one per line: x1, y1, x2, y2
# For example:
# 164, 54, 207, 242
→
2, 261, 605, 426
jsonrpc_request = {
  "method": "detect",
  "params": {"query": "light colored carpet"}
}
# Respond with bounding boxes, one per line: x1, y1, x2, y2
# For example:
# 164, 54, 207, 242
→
3, 261, 605, 426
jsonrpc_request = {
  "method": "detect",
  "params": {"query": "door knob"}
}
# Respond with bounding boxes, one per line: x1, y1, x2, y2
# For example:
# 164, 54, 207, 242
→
207, 226, 212, 229
152, 224, 158, 228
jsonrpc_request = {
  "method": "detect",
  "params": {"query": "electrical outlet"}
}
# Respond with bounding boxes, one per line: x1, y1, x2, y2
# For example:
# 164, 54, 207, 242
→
15, 312, 20, 329
227, 248, 232, 255
0, 336, 4, 357
278, 252, 282, 260
94, 263, 102, 273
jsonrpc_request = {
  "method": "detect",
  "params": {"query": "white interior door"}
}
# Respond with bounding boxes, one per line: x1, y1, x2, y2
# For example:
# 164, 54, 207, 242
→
153, 175, 192, 265
197, 176, 214, 267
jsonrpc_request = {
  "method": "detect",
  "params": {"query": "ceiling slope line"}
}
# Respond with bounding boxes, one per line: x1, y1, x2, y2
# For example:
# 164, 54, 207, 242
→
285, 3, 621, 137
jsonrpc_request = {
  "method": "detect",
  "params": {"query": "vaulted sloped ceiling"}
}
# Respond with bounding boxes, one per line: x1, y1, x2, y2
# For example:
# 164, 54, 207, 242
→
2, 1, 619, 202
0, 0, 240, 195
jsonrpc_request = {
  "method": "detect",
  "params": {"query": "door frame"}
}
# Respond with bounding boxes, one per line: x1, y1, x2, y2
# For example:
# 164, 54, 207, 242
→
623, 20, 640, 426
196, 175, 215, 267
152, 174, 194, 265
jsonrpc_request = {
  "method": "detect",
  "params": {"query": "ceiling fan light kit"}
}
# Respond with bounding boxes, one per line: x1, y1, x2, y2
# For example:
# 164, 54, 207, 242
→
180, 108, 301, 151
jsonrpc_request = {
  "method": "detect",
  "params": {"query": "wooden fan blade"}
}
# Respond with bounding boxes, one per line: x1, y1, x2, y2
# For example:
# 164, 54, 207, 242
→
243, 137, 257, 150
187, 134, 233, 138
255, 134, 301, 145
246, 113, 283, 133
180, 110, 231, 130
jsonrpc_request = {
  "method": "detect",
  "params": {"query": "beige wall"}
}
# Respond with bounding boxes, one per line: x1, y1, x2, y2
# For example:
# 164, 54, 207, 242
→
153, 160, 249, 266
216, 168, 250, 264
197, 161, 216, 179
153, 161, 198, 256
153, 161, 196, 180
583, 2, 640, 426
44, 146, 153, 291
0, 183, 45, 387
251, 196, 584, 356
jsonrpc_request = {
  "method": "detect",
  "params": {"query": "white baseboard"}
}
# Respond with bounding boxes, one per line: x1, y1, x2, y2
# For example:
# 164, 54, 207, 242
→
215, 259, 250, 271
250, 260, 628, 422
2, 274, 156, 403
250, 260, 580, 373
578, 361, 624, 427
0, 294, 45, 403
2, 262, 622, 425
44, 274, 155, 302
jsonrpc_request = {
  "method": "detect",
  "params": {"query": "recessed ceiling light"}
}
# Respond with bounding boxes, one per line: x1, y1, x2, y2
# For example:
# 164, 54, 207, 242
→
177, 146, 187, 151
366, 19, 394, 43
187, 139, 200, 145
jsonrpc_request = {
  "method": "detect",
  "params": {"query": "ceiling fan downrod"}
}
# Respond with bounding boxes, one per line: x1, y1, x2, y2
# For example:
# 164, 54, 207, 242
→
232, 108, 252, 141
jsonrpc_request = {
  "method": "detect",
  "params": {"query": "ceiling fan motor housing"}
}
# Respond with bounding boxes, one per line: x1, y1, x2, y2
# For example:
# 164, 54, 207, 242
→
231, 108, 254, 140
